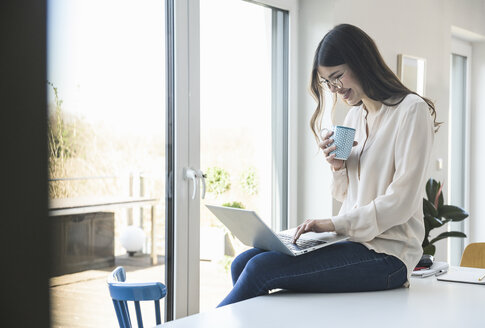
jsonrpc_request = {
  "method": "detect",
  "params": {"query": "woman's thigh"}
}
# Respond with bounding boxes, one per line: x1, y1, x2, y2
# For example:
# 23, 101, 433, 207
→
243, 241, 407, 293
231, 247, 266, 284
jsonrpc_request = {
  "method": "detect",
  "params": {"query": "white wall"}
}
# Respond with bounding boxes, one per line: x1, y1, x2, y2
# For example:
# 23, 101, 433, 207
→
296, 0, 485, 261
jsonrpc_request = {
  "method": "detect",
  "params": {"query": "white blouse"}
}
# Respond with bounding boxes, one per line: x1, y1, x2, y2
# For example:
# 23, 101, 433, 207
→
330, 94, 435, 282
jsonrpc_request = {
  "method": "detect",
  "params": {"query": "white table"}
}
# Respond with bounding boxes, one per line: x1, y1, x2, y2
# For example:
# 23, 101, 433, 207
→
159, 275, 485, 327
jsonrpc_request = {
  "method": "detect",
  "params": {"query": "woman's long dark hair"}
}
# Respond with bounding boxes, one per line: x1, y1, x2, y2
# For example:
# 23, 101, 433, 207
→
310, 24, 441, 143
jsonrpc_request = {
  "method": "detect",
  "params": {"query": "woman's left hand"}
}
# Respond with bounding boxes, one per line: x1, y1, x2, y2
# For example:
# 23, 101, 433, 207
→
292, 219, 336, 243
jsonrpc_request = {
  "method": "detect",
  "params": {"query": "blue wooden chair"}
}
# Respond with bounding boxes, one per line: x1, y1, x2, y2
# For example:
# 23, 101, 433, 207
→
107, 266, 167, 328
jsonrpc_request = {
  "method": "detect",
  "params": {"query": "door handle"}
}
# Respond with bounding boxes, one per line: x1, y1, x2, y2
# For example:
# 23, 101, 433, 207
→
184, 168, 198, 200
184, 168, 206, 200
196, 169, 206, 200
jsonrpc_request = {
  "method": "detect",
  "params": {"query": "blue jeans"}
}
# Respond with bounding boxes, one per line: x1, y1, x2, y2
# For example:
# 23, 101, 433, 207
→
218, 241, 407, 307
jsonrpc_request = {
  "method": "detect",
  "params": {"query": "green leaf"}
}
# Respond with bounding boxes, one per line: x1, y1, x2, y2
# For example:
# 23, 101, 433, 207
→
437, 188, 444, 209
442, 218, 452, 225
425, 179, 444, 209
423, 244, 436, 256
439, 205, 469, 221
429, 231, 467, 245
425, 178, 436, 202
423, 198, 438, 217
424, 214, 444, 228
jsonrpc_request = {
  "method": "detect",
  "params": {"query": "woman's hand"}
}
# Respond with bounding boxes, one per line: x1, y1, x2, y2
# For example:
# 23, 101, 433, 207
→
319, 130, 358, 171
292, 219, 336, 243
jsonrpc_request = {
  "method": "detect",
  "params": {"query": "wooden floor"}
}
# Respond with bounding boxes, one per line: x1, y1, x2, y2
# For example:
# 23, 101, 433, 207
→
50, 254, 232, 327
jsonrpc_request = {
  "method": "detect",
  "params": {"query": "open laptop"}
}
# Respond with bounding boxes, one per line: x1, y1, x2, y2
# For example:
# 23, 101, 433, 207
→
206, 204, 349, 256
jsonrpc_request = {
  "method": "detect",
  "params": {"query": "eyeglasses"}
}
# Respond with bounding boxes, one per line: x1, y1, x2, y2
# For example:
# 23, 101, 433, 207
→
318, 72, 344, 91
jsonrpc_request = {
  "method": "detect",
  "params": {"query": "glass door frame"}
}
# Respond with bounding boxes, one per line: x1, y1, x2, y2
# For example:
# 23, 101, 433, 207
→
171, 0, 299, 320
165, 0, 176, 321
170, 0, 201, 320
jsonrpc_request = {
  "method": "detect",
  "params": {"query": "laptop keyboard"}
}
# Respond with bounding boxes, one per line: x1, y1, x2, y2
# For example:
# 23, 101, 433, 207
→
277, 234, 326, 251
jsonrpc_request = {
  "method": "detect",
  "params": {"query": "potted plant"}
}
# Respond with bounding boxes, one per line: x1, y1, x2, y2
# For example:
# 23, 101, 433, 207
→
422, 178, 469, 256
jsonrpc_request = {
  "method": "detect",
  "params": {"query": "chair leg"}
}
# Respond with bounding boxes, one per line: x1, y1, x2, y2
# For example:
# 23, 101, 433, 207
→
134, 301, 143, 328
113, 300, 131, 328
112, 300, 124, 328
122, 301, 132, 328
155, 300, 161, 325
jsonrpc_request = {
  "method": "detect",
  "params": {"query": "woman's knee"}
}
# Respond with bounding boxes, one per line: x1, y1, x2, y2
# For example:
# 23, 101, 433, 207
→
243, 251, 283, 278
230, 254, 246, 278
243, 256, 263, 277
231, 248, 265, 283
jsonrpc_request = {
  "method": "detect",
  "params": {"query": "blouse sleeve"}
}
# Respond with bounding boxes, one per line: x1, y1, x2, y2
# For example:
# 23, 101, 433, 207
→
331, 101, 434, 242
331, 166, 348, 202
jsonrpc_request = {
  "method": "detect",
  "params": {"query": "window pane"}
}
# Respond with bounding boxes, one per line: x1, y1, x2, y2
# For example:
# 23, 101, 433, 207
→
200, 0, 273, 311
47, 0, 166, 326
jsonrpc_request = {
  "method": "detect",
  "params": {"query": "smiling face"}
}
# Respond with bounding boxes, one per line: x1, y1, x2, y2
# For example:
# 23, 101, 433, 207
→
317, 64, 366, 106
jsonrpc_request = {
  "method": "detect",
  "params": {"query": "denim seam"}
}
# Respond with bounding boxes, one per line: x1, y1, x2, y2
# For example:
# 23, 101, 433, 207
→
262, 255, 394, 291
386, 264, 406, 289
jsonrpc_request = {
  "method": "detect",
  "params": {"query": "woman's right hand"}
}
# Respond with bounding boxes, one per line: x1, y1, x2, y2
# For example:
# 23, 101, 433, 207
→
319, 130, 357, 171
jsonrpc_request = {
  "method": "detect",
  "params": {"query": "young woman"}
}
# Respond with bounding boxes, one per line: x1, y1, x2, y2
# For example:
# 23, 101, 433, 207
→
217, 24, 439, 307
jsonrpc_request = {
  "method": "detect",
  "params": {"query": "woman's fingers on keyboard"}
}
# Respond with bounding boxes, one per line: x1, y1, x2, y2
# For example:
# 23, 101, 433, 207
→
292, 219, 315, 243
292, 219, 336, 243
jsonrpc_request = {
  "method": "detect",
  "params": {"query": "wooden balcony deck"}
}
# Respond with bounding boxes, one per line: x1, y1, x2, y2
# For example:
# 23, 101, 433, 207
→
50, 254, 232, 327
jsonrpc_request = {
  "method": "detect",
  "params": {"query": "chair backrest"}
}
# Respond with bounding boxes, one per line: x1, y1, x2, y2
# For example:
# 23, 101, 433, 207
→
460, 243, 485, 268
107, 266, 167, 328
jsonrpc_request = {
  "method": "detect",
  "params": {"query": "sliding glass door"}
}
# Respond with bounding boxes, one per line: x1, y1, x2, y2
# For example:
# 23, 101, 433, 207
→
48, 0, 294, 323
48, 0, 169, 326
170, 0, 295, 318
177, 0, 290, 314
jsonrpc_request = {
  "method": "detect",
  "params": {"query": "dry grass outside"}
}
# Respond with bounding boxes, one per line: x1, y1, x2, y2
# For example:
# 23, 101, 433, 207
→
48, 83, 165, 200
48, 124, 165, 200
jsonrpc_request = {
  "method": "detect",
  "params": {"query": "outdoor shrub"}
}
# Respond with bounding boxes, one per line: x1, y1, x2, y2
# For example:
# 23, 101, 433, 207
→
206, 166, 231, 196
47, 82, 80, 161
240, 166, 259, 196
222, 201, 245, 209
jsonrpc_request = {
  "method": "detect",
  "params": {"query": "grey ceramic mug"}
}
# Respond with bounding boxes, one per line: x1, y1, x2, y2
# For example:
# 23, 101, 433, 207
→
321, 125, 356, 160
